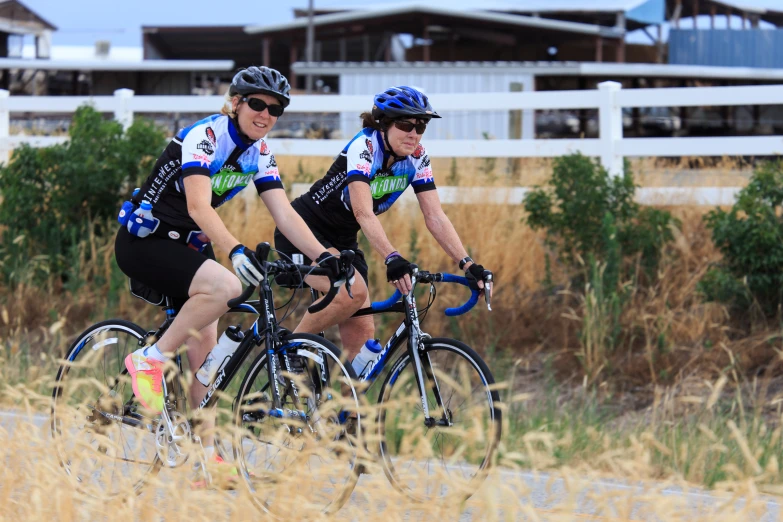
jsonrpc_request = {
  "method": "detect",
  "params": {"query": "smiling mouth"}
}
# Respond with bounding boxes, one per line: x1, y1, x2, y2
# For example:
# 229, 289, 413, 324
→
253, 122, 267, 129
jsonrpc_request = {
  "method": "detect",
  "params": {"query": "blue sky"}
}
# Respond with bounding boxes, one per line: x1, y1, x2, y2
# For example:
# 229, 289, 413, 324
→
25, 0, 783, 48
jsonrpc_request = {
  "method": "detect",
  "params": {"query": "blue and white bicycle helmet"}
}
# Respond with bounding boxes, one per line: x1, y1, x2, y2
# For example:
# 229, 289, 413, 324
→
371, 86, 441, 120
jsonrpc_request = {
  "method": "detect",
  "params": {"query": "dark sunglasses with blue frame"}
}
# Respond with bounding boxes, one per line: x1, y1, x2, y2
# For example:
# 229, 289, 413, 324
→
242, 97, 285, 117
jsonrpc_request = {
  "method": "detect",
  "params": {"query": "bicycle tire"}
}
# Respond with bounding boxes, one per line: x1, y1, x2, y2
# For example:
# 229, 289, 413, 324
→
233, 332, 361, 517
51, 319, 162, 498
377, 337, 502, 502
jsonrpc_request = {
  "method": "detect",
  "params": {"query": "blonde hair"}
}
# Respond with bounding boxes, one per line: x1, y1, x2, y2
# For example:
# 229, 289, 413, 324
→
221, 93, 241, 118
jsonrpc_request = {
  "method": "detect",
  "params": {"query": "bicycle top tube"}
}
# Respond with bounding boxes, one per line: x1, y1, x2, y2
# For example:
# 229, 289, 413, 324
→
371, 271, 480, 317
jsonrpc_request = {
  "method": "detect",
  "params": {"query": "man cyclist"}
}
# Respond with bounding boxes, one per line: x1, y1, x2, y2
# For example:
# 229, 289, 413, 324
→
115, 66, 345, 468
275, 85, 493, 365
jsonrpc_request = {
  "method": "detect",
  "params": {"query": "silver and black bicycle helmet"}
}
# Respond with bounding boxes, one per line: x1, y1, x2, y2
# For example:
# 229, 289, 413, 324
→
229, 66, 291, 108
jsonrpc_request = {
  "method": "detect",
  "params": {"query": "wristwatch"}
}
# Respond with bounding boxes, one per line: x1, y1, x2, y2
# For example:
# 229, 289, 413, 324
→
459, 256, 473, 270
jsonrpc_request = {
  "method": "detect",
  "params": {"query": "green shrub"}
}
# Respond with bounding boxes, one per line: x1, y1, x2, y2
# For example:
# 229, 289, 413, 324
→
0, 105, 166, 284
523, 153, 677, 290
700, 161, 783, 316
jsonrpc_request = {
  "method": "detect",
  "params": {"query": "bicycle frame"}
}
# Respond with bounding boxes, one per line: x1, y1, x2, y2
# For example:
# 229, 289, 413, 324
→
118, 276, 330, 435
348, 268, 451, 425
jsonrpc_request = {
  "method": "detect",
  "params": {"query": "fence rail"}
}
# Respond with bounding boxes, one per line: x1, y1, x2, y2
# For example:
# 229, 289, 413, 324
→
2, 82, 781, 205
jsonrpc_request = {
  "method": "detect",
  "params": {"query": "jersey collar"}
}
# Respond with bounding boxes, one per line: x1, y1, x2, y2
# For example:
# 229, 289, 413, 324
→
228, 117, 254, 151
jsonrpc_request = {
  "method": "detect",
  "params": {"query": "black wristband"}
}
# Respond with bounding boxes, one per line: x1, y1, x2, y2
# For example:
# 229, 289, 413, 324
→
229, 244, 244, 258
459, 256, 473, 270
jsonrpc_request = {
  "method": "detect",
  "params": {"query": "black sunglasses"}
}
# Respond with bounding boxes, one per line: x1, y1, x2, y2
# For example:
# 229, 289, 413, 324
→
242, 97, 284, 117
393, 120, 428, 135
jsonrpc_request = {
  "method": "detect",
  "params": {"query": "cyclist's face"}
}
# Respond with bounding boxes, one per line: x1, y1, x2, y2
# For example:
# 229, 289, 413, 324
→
385, 117, 424, 156
233, 93, 279, 140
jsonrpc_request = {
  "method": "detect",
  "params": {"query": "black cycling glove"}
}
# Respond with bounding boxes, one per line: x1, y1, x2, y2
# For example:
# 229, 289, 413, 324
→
385, 254, 412, 282
465, 263, 492, 292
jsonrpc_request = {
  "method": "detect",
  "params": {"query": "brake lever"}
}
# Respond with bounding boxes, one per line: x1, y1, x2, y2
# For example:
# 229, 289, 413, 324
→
484, 273, 493, 311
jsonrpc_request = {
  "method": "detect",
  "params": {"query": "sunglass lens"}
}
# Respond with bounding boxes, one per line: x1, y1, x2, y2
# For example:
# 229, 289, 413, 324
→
394, 120, 427, 135
247, 98, 284, 116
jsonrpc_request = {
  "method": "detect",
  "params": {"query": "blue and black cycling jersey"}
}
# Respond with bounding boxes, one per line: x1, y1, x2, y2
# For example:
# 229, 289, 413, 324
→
298, 127, 435, 235
134, 114, 283, 231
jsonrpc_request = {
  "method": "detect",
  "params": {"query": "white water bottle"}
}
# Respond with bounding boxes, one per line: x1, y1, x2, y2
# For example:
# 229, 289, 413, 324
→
196, 326, 244, 386
127, 200, 157, 238
351, 339, 382, 377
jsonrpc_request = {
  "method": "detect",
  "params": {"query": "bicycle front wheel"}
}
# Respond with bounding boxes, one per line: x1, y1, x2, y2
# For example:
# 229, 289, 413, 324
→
378, 337, 502, 502
51, 319, 161, 498
234, 333, 361, 517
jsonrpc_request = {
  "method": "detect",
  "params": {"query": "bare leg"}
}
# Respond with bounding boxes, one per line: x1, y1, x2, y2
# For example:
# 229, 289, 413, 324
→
156, 260, 241, 356
337, 293, 374, 361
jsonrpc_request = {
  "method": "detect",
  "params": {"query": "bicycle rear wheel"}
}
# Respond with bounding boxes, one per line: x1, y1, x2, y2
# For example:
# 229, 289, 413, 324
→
378, 337, 501, 502
51, 319, 161, 497
234, 333, 361, 516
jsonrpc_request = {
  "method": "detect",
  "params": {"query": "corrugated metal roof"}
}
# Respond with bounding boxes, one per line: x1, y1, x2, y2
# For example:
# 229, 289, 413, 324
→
245, 5, 625, 38
292, 60, 783, 80
307, 1, 652, 14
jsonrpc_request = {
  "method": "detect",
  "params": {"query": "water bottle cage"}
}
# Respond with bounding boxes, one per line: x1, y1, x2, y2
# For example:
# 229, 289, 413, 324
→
117, 200, 137, 226
186, 230, 210, 253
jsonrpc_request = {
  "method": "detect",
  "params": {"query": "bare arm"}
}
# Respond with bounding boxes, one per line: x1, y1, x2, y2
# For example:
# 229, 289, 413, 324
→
416, 189, 470, 267
261, 188, 325, 260
183, 175, 241, 254
348, 182, 397, 258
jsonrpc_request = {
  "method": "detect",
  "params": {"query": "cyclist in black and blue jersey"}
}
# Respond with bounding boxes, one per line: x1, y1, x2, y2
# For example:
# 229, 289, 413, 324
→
114, 66, 343, 468
275, 86, 494, 364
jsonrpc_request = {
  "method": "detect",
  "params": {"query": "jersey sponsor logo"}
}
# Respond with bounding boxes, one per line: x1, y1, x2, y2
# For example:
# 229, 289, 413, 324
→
197, 139, 215, 156
420, 154, 431, 168
356, 162, 371, 175
193, 153, 211, 166
266, 156, 277, 169
415, 167, 434, 183
259, 141, 270, 156
211, 168, 254, 196
206, 127, 216, 146
365, 138, 374, 155
412, 144, 424, 159
265, 168, 280, 180
359, 149, 372, 163
370, 174, 408, 199
168, 231, 181, 240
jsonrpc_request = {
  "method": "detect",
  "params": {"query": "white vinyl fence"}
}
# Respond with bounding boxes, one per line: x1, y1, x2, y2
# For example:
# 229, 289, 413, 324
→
2, 82, 782, 205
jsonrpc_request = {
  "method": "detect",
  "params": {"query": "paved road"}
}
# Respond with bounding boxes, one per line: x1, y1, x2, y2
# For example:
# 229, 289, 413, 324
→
3, 410, 780, 521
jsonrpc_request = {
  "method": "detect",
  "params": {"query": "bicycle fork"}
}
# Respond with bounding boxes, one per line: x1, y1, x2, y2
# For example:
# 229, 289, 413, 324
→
405, 293, 452, 428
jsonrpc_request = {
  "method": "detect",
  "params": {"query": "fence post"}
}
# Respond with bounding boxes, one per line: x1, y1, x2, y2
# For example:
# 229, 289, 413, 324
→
113, 88, 135, 131
597, 81, 623, 178
0, 89, 9, 165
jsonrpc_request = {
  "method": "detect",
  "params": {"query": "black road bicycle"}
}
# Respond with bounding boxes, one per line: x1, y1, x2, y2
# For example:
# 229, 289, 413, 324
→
51, 243, 361, 515
308, 263, 502, 503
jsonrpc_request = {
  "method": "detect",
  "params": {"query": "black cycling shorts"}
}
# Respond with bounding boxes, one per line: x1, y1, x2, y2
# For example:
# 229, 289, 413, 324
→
273, 200, 369, 288
114, 226, 216, 310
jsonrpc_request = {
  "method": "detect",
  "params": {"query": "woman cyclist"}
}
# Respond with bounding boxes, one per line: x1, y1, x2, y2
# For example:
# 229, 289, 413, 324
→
274, 85, 493, 364
115, 66, 343, 463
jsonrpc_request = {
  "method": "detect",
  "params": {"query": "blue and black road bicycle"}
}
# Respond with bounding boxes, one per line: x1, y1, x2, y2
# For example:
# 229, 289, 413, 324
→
309, 263, 502, 503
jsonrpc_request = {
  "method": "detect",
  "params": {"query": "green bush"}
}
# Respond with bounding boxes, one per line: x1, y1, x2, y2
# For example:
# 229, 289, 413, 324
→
0, 105, 166, 284
700, 161, 783, 316
523, 153, 677, 290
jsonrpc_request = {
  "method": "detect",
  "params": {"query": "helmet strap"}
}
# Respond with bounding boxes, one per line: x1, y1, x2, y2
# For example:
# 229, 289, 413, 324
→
230, 113, 258, 146
381, 126, 405, 160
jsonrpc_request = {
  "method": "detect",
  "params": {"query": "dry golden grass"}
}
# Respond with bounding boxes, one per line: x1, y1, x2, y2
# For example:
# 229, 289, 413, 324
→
2, 158, 783, 519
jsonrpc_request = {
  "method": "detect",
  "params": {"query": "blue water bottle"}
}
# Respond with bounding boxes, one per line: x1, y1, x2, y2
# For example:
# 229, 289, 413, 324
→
351, 339, 382, 377
127, 201, 158, 238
